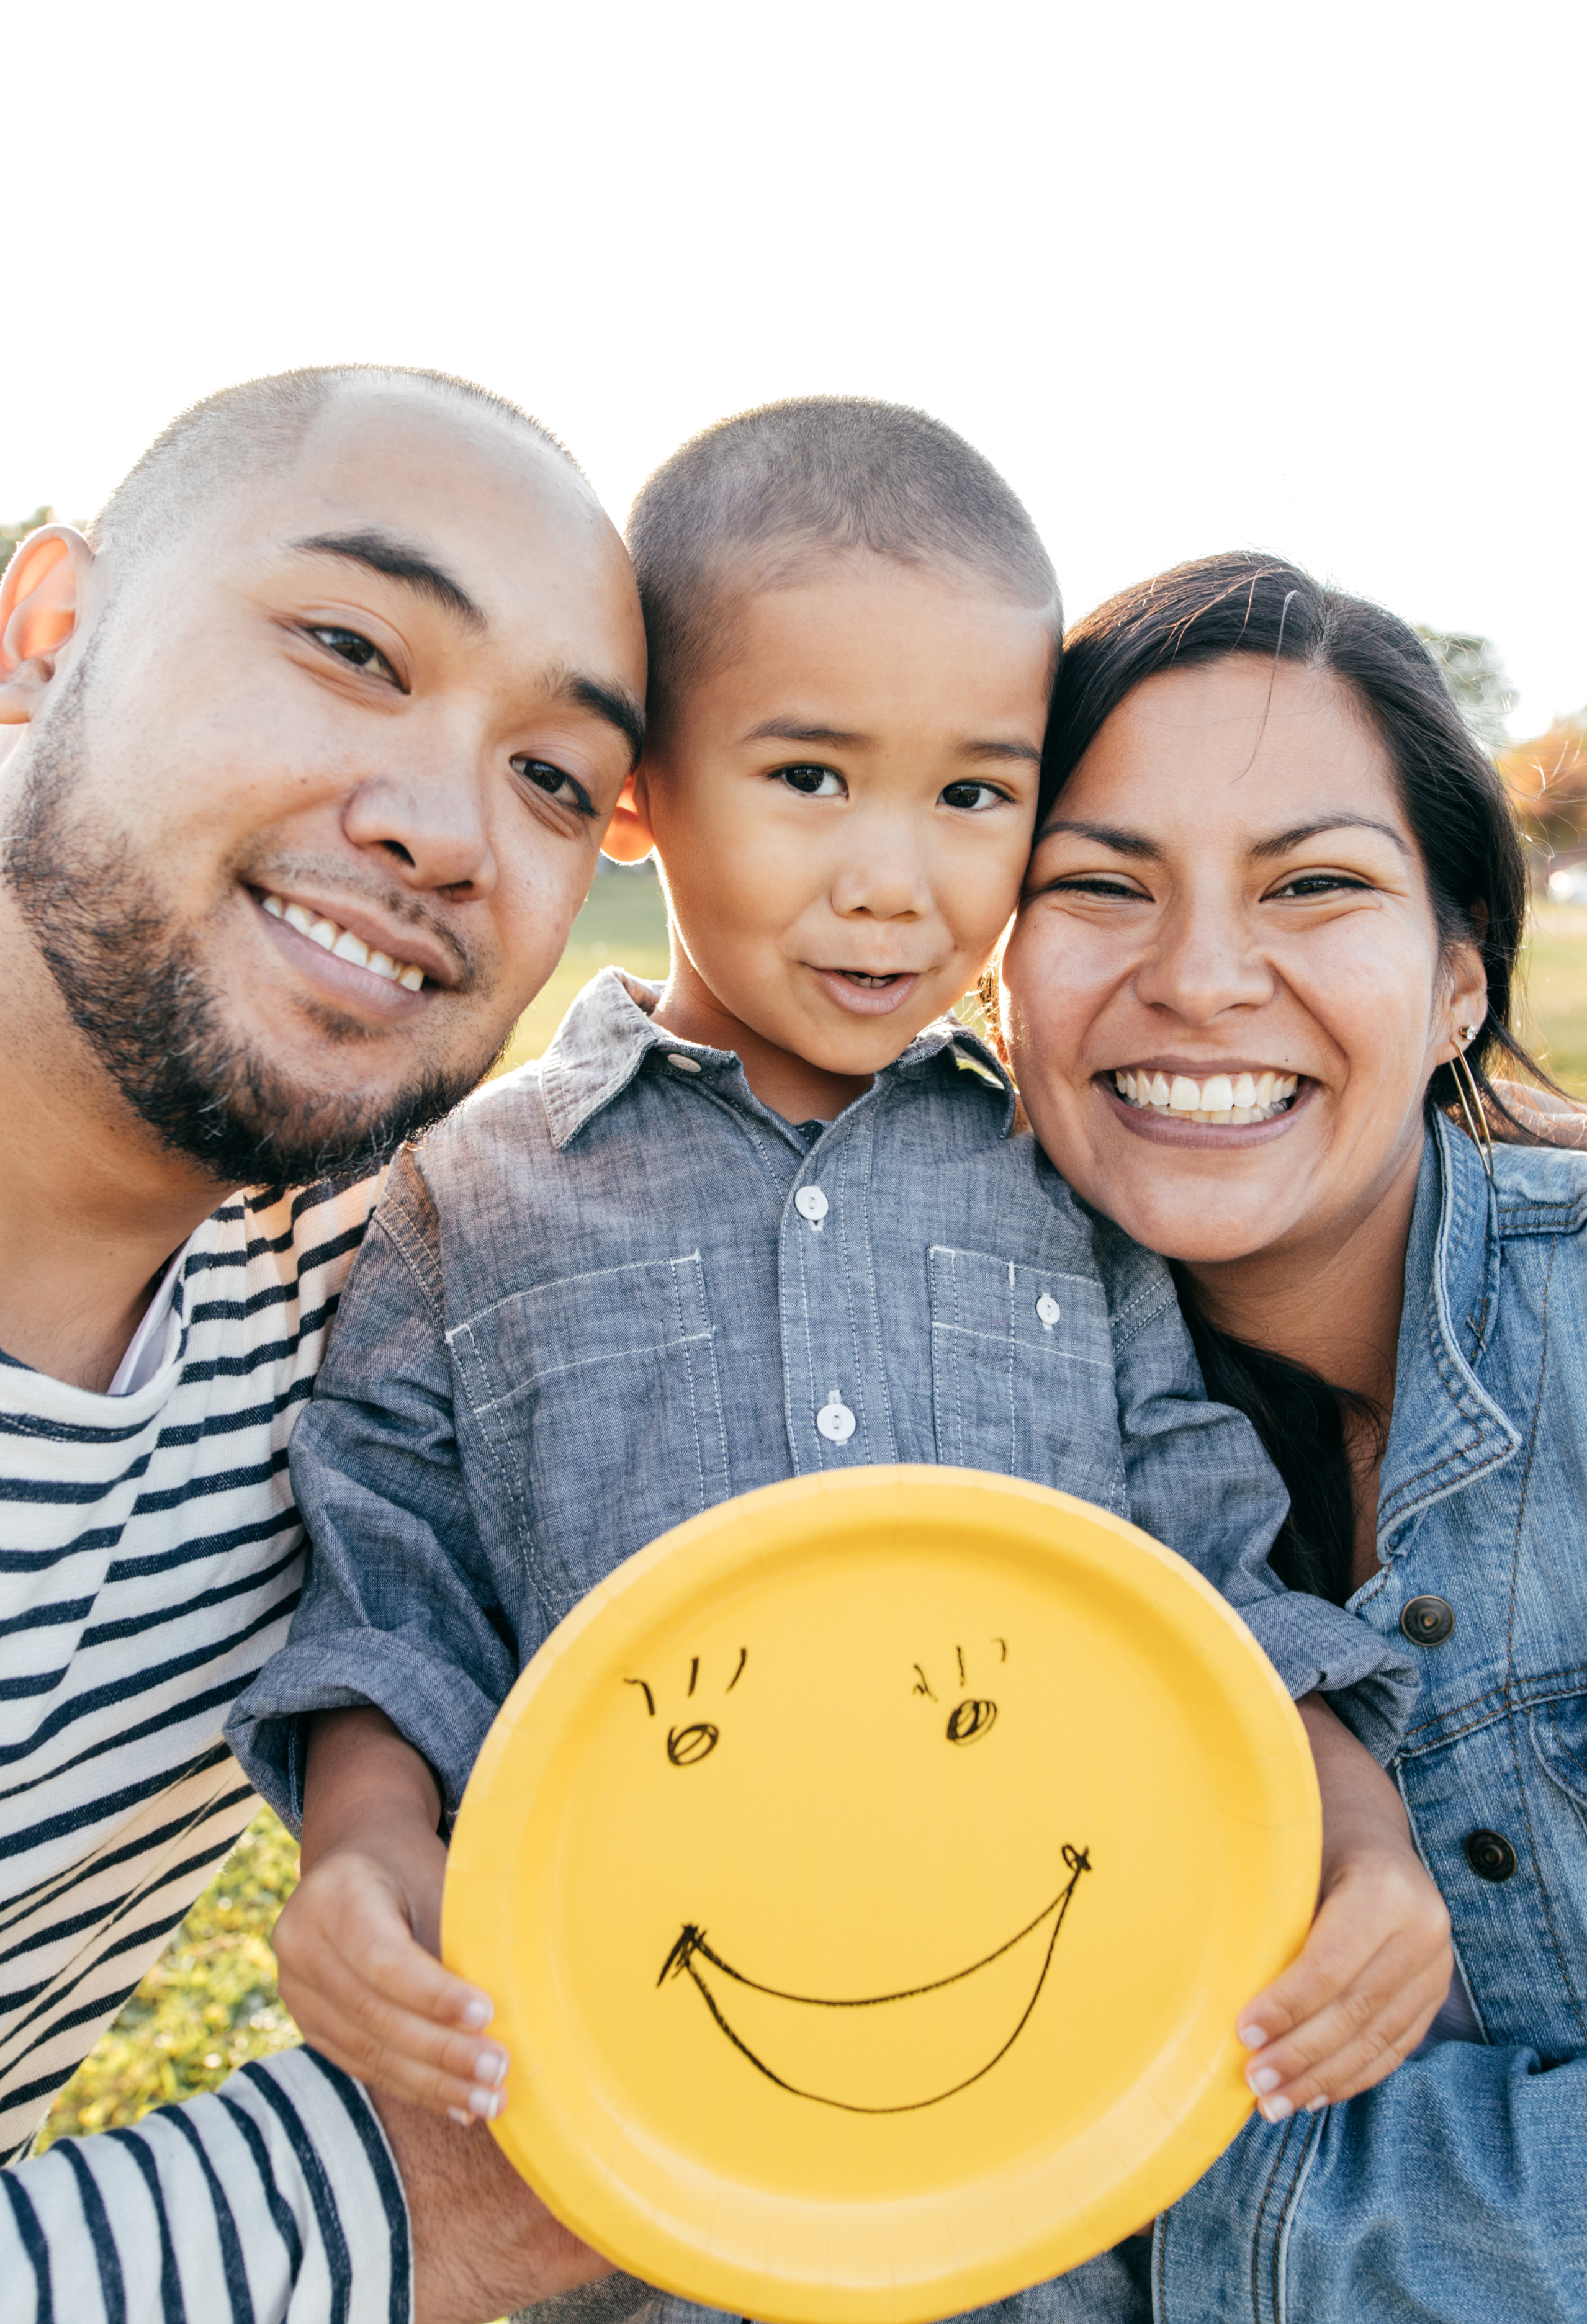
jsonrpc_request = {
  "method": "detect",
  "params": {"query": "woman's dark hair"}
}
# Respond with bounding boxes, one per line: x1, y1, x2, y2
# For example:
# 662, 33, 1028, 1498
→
1038, 550, 1556, 1604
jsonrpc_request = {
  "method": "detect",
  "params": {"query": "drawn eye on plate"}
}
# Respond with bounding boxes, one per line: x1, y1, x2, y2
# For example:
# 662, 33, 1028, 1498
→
912, 1640, 1007, 1744
624, 1648, 748, 1765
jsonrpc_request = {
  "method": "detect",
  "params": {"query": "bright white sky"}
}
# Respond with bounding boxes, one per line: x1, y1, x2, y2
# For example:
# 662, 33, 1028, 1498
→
6, 1, 1581, 736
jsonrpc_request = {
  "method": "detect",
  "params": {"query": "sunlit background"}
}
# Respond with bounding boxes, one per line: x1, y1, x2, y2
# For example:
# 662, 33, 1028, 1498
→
11, 0, 1586, 2152
4, 0, 1582, 735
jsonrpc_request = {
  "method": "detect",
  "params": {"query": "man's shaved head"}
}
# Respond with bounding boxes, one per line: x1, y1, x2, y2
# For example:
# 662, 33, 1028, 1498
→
627, 395, 1061, 728
89, 364, 585, 576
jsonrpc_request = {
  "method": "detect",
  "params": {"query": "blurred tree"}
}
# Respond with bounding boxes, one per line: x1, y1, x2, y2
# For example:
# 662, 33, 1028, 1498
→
1418, 627, 1516, 753
1500, 711, 1587, 866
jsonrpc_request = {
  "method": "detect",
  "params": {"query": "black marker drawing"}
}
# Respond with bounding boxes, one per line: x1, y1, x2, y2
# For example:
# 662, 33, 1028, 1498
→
659, 1843, 1091, 2113
915, 1643, 1006, 1744
624, 1651, 747, 1767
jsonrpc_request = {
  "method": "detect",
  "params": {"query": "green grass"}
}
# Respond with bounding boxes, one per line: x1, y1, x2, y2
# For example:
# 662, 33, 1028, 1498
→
38, 882, 1587, 2149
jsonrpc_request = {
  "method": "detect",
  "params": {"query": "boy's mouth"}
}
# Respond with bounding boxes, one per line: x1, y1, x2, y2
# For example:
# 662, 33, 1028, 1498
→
809, 966, 924, 1019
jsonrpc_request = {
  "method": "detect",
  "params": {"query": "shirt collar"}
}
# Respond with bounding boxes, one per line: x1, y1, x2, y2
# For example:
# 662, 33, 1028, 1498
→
535, 966, 1016, 1151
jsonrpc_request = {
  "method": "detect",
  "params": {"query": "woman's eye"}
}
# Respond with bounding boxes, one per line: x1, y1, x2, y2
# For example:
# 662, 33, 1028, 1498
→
940, 781, 1008, 812
1044, 873, 1148, 901
512, 758, 595, 817
1270, 873, 1372, 899
310, 627, 398, 683
776, 763, 846, 799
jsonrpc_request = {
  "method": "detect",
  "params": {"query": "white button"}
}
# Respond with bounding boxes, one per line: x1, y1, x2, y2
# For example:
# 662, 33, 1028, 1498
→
816, 1388, 856, 1443
794, 1185, 829, 1227
1036, 1293, 1061, 1330
666, 1054, 702, 1074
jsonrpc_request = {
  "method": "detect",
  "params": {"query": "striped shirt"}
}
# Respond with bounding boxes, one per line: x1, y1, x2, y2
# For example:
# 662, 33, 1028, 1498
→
2, 2045, 409, 2323
0, 1173, 381, 2160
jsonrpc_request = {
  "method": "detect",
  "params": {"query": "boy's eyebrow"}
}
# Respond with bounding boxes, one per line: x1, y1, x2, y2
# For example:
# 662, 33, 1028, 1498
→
744, 717, 868, 748
960, 738, 1042, 765
289, 529, 486, 629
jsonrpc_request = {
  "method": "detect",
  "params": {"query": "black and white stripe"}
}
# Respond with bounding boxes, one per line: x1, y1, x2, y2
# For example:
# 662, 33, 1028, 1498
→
1, 2045, 410, 2323
0, 1175, 382, 2161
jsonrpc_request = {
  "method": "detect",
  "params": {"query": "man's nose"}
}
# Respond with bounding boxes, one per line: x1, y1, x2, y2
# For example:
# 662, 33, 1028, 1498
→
1134, 895, 1274, 1021
341, 766, 498, 897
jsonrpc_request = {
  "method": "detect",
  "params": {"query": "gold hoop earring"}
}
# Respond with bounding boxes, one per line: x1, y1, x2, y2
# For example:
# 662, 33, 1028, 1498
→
1450, 1028, 1495, 1181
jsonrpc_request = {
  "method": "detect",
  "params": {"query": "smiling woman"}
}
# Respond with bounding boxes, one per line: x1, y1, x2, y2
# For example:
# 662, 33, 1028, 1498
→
999, 552, 1587, 2321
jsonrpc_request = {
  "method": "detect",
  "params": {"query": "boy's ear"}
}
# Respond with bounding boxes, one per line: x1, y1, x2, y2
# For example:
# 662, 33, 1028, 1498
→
601, 766, 657, 863
0, 526, 94, 726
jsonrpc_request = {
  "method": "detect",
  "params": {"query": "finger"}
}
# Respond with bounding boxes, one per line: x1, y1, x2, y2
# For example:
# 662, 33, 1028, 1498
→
284, 1953, 514, 2121
277, 1869, 497, 2034
1236, 1868, 1449, 2049
1243, 1950, 1450, 2116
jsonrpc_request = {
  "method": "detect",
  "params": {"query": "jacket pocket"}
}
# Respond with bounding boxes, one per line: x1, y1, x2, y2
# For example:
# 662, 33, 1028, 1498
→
927, 1246, 1125, 1509
447, 1252, 730, 1617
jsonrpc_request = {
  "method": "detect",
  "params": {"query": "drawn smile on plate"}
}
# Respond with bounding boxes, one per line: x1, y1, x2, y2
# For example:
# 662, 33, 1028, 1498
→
658, 1842, 1092, 2113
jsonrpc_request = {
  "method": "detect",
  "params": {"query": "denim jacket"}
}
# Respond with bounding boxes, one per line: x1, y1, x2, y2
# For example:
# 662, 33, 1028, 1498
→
229, 969, 1411, 1824
1153, 1116, 1587, 2321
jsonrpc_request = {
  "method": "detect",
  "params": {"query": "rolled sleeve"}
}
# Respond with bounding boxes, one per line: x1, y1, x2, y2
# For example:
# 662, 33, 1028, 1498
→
1097, 1216, 1419, 1759
226, 1152, 519, 1826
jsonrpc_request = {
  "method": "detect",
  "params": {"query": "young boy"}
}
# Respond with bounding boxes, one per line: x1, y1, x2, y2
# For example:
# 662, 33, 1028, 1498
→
228, 401, 1439, 2176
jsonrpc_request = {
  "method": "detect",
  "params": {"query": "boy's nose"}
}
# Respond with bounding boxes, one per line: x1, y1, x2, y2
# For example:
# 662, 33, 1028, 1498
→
829, 842, 932, 922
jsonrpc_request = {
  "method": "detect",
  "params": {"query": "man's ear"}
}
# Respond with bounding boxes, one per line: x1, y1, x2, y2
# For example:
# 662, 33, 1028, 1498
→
0, 526, 93, 725
601, 765, 657, 863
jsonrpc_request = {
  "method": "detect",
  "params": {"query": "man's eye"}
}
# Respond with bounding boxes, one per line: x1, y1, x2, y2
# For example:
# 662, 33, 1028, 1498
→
940, 781, 1008, 812
310, 626, 397, 683
777, 764, 846, 799
513, 758, 595, 817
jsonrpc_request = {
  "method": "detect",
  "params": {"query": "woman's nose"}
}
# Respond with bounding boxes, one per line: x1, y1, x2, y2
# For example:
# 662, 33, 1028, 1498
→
1134, 899, 1274, 1021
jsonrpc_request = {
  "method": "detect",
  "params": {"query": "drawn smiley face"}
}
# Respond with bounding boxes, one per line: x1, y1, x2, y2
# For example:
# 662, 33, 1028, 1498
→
622, 1631, 1092, 2114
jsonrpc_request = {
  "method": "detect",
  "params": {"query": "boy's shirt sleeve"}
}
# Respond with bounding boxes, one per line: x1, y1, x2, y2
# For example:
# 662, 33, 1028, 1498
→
226, 1147, 519, 1827
1094, 1213, 1419, 1762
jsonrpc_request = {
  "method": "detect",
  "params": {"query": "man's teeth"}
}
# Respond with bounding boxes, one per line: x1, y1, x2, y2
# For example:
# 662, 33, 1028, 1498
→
1112, 1069, 1298, 1124
261, 892, 425, 990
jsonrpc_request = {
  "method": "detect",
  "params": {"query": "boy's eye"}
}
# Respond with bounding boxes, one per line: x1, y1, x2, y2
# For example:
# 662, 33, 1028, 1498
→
776, 763, 847, 799
310, 626, 398, 685
512, 756, 596, 818
940, 780, 1009, 812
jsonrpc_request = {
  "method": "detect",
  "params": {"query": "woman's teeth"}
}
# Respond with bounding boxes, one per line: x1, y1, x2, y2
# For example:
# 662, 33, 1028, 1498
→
1112, 1069, 1298, 1125
261, 891, 426, 990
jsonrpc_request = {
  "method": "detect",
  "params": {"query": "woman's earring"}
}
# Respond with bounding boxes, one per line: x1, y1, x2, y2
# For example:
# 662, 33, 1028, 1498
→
1450, 1026, 1495, 1181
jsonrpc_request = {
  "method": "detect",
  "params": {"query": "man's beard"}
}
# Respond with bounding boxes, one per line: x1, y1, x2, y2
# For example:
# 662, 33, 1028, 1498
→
6, 670, 495, 1188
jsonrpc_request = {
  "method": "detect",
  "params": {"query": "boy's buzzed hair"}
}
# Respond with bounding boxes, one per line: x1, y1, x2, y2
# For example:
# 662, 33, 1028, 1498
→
627, 395, 1061, 726
91, 364, 583, 572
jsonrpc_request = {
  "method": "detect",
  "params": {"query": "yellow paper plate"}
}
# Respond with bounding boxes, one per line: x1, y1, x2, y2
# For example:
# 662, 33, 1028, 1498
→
443, 1467, 1320, 2324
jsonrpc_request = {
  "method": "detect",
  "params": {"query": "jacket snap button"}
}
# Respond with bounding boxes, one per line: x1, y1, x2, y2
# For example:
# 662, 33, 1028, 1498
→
794, 1185, 829, 1228
665, 1053, 702, 1073
1464, 1829, 1517, 1882
1400, 1594, 1455, 1646
816, 1388, 855, 1444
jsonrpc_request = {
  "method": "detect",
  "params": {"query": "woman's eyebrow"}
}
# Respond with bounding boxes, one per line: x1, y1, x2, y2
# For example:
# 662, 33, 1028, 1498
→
1035, 817, 1159, 858
1249, 817, 1413, 861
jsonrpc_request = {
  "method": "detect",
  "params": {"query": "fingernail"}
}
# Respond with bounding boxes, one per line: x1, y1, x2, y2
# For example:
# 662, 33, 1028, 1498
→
461, 1994, 493, 2031
1259, 2096, 1294, 2124
474, 2047, 508, 2088
1248, 2066, 1282, 2096
447, 2107, 472, 2127
1237, 2022, 1268, 2050
469, 2086, 505, 2120
1306, 2099, 1329, 2114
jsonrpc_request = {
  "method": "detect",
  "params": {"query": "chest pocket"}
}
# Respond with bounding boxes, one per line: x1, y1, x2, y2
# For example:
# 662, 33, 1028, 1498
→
447, 1252, 730, 1620
928, 1246, 1125, 1512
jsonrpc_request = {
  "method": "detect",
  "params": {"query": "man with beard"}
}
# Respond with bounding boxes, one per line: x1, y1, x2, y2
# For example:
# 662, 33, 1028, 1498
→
0, 366, 646, 2322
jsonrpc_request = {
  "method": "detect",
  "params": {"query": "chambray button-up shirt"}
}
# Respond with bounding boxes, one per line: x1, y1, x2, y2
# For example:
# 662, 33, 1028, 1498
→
231, 969, 1413, 1828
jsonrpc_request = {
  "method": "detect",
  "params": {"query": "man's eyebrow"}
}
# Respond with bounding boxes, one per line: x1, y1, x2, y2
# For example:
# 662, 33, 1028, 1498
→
556, 672, 647, 768
289, 529, 485, 628
1249, 817, 1413, 861
743, 717, 868, 748
1035, 817, 1161, 858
